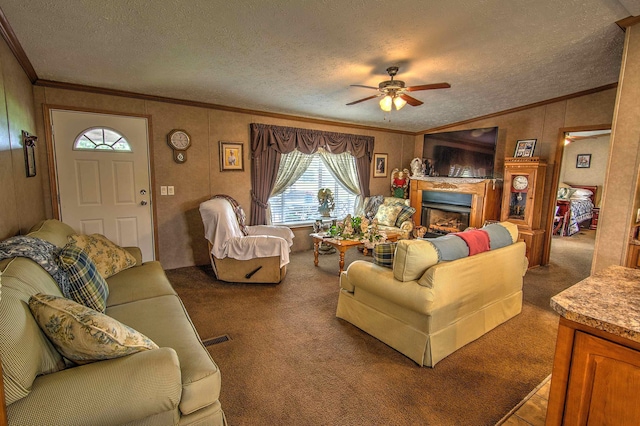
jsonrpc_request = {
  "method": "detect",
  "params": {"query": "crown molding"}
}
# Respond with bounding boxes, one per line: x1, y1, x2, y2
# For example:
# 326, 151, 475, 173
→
0, 7, 37, 83
415, 83, 618, 135
617, 15, 640, 30
34, 79, 413, 135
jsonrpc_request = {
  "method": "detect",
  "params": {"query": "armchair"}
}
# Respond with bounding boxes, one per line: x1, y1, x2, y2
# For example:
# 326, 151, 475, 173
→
355, 196, 415, 239
199, 196, 294, 283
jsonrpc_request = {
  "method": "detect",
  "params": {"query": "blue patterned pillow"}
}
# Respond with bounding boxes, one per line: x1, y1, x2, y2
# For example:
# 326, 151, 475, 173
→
395, 205, 416, 227
373, 242, 398, 268
57, 244, 109, 313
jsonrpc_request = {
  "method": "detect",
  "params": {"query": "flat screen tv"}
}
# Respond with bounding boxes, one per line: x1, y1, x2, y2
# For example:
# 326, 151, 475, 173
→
422, 126, 498, 178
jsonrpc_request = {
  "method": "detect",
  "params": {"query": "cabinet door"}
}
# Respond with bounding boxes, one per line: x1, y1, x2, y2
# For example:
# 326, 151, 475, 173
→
564, 331, 640, 424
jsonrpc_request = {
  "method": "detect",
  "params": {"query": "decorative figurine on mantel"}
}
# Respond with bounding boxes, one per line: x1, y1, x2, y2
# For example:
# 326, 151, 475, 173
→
391, 168, 410, 198
410, 157, 423, 177
317, 188, 335, 217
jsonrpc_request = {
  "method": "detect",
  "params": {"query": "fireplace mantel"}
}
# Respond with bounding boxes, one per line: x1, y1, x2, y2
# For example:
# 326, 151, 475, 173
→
409, 176, 503, 229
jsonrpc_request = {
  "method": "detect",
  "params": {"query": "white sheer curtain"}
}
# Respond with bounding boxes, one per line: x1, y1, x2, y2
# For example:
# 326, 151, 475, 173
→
317, 149, 360, 195
266, 150, 313, 224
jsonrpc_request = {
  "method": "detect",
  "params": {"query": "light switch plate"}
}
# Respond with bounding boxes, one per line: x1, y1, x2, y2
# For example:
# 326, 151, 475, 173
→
168, 186, 175, 196
160, 186, 167, 196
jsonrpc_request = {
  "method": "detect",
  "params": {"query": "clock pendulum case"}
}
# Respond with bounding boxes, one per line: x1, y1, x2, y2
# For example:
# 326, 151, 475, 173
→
501, 157, 547, 267
167, 129, 191, 163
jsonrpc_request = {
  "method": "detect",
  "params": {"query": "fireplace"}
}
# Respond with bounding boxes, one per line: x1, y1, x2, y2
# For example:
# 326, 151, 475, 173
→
409, 177, 502, 231
421, 191, 472, 236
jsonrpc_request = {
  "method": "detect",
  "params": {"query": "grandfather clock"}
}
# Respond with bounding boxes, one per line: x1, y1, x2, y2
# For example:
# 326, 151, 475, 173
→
501, 157, 547, 267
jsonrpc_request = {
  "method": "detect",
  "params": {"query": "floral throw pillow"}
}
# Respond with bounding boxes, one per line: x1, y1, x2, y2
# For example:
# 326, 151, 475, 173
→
67, 234, 137, 279
375, 204, 403, 227
29, 293, 158, 365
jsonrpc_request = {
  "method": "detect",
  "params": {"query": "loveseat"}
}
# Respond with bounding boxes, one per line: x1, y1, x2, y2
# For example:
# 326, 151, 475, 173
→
336, 221, 527, 367
0, 219, 225, 425
354, 196, 415, 239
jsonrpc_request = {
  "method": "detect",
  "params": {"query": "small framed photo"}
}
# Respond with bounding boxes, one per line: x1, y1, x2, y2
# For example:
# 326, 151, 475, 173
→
576, 154, 591, 168
514, 139, 537, 157
373, 153, 388, 178
219, 141, 244, 171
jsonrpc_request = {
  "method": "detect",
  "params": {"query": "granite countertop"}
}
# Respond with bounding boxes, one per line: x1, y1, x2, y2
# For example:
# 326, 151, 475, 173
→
550, 265, 640, 343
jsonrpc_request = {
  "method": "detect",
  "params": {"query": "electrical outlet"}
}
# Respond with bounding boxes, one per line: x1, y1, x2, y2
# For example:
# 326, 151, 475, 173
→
160, 186, 167, 196
168, 186, 175, 196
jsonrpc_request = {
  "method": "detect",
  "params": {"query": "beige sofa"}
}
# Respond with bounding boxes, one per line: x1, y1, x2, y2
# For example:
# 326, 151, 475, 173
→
0, 220, 225, 425
336, 221, 527, 367
355, 196, 414, 239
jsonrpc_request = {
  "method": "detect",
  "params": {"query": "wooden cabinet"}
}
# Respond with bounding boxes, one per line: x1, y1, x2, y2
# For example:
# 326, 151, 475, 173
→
546, 318, 640, 425
518, 228, 544, 268
501, 157, 547, 267
501, 157, 547, 230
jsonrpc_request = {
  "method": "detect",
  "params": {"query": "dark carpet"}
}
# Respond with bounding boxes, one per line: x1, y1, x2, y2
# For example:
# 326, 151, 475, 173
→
166, 231, 594, 425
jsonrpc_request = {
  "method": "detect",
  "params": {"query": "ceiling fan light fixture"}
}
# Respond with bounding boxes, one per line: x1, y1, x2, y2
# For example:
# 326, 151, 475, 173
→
393, 95, 407, 110
380, 95, 393, 112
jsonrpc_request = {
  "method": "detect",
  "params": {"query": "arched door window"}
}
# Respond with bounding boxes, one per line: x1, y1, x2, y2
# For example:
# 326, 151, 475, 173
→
73, 127, 132, 152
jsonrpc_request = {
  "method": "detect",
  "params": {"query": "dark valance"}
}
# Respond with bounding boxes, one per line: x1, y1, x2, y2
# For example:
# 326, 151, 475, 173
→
250, 123, 374, 158
249, 123, 374, 225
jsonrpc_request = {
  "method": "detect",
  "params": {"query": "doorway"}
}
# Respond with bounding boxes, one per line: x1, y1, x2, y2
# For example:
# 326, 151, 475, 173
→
47, 107, 156, 261
546, 127, 611, 277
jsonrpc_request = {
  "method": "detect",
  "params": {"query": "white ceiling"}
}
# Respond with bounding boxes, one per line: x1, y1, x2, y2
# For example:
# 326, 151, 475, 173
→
1, 1, 638, 132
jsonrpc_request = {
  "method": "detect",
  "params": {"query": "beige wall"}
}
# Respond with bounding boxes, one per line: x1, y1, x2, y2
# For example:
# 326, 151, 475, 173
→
0, 37, 44, 240
593, 23, 640, 272
31, 86, 414, 269
414, 89, 617, 252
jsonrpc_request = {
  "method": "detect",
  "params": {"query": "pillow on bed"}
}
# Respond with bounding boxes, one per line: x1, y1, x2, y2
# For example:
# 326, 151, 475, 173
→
570, 188, 593, 200
557, 187, 576, 200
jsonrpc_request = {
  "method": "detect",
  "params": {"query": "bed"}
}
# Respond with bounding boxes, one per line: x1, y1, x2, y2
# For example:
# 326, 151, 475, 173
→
554, 184, 597, 237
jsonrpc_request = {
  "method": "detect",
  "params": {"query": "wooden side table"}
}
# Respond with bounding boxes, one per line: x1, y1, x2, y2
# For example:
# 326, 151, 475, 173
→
589, 207, 600, 230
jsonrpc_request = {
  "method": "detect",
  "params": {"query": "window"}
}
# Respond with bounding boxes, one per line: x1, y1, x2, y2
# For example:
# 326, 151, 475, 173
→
74, 127, 132, 152
269, 154, 357, 225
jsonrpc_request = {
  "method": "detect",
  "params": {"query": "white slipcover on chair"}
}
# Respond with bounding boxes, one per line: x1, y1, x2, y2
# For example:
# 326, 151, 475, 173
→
199, 197, 294, 283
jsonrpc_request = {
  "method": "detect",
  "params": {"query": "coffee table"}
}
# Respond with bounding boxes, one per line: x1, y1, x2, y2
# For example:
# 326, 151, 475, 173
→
311, 232, 400, 275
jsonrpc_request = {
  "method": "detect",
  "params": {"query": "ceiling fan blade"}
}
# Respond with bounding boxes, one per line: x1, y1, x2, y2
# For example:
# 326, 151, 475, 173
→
350, 84, 379, 90
406, 83, 451, 92
399, 93, 423, 107
346, 95, 379, 105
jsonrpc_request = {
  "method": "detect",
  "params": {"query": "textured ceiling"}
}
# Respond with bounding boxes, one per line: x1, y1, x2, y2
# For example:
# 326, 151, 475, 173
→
0, 0, 637, 132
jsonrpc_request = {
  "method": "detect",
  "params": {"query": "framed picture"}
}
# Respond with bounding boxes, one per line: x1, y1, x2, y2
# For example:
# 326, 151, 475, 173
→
219, 141, 244, 171
23, 130, 37, 177
373, 153, 388, 178
576, 154, 591, 168
514, 139, 537, 157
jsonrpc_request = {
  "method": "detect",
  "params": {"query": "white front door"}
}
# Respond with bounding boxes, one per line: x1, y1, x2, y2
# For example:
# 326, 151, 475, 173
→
51, 109, 155, 261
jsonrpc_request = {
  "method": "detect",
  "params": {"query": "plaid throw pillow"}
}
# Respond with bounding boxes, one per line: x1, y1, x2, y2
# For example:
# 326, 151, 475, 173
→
395, 205, 416, 227
373, 242, 398, 268
57, 244, 109, 312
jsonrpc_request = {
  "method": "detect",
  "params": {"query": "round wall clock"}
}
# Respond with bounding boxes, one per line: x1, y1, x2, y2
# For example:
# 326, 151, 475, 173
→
167, 129, 191, 163
512, 175, 529, 190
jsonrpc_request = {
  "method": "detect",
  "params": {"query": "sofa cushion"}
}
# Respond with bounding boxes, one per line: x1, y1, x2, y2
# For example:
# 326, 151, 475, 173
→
68, 234, 137, 278
29, 293, 158, 365
28, 219, 77, 248
393, 240, 440, 282
394, 205, 416, 227
106, 261, 177, 307
57, 244, 109, 312
107, 295, 222, 415
0, 260, 66, 405
483, 223, 515, 250
373, 242, 398, 268
375, 204, 403, 226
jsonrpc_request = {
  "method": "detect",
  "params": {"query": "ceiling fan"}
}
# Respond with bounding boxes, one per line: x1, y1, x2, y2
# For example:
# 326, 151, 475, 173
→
347, 66, 450, 112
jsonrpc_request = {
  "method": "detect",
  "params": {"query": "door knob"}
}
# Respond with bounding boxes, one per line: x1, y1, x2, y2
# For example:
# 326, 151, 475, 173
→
140, 200, 148, 206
